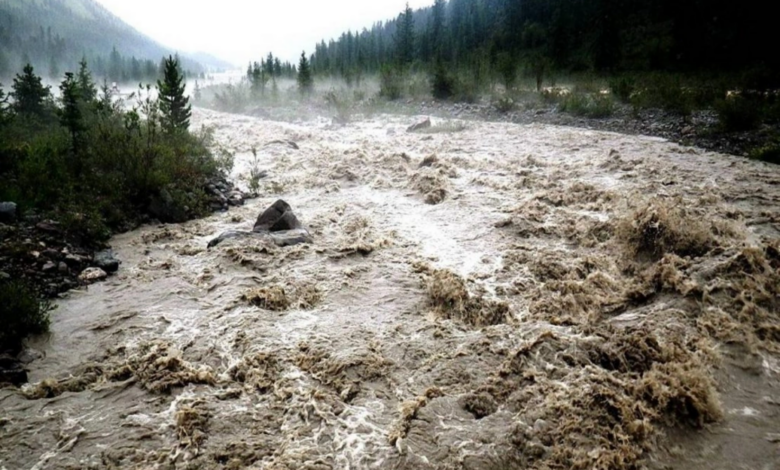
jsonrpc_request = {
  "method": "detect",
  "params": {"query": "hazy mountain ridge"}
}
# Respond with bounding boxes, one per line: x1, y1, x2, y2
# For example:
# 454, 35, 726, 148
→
0, 0, 229, 78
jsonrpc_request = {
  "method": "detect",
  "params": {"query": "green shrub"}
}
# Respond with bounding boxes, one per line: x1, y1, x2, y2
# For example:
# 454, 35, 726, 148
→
431, 65, 455, 100
493, 95, 516, 113
715, 96, 764, 132
0, 280, 53, 353
748, 144, 780, 164
558, 92, 588, 114
633, 76, 693, 116
559, 93, 615, 118
609, 76, 635, 103
379, 65, 403, 100
453, 76, 480, 103
541, 87, 569, 104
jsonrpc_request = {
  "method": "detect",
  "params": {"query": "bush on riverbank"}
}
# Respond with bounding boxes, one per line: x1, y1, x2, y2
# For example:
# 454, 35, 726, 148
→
0, 59, 230, 355
0, 59, 230, 243
0, 279, 52, 353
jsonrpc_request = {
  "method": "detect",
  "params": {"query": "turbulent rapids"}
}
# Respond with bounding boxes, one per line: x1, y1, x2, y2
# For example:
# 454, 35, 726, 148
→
1, 108, 779, 470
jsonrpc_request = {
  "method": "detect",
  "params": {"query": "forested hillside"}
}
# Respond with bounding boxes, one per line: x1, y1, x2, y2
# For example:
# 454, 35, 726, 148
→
310, 0, 777, 85
0, 0, 223, 81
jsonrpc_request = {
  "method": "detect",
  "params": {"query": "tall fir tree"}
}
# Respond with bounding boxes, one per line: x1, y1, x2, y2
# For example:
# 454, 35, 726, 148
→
0, 83, 10, 125
430, 0, 446, 62
76, 57, 97, 103
250, 61, 266, 98
395, 3, 415, 68
297, 52, 313, 95
157, 55, 191, 133
11, 64, 51, 118
59, 72, 86, 167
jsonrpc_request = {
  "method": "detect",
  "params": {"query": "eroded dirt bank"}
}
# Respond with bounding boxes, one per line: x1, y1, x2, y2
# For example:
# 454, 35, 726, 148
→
1, 109, 779, 470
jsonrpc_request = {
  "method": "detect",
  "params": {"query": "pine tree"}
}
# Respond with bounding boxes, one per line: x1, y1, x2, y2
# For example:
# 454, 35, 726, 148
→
395, 3, 415, 68
157, 55, 191, 133
297, 52, 313, 95
109, 46, 123, 83
250, 61, 265, 99
11, 64, 51, 118
76, 57, 97, 103
0, 83, 10, 125
194, 80, 202, 102
59, 72, 86, 162
430, 0, 446, 62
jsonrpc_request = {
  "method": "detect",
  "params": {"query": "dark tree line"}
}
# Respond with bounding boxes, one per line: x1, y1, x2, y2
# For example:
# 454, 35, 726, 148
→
245, 52, 298, 97
309, 0, 778, 85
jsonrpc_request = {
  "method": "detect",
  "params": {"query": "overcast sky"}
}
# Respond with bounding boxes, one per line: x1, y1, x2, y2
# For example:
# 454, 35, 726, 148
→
94, 0, 434, 66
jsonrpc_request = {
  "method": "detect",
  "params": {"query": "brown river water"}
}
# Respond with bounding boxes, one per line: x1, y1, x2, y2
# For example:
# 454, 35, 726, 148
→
1, 108, 779, 470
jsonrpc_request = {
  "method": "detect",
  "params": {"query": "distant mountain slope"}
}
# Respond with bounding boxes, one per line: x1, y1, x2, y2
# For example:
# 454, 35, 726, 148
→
0, 0, 229, 80
189, 51, 235, 72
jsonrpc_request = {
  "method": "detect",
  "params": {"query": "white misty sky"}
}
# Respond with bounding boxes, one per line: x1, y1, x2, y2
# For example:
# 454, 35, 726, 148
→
94, 0, 434, 66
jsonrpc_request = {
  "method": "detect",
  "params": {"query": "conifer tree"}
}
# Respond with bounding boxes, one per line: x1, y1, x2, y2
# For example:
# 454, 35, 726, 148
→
59, 72, 86, 163
0, 83, 10, 125
430, 0, 446, 62
157, 55, 191, 133
250, 61, 266, 99
76, 57, 97, 103
11, 64, 51, 118
297, 52, 313, 95
395, 3, 415, 69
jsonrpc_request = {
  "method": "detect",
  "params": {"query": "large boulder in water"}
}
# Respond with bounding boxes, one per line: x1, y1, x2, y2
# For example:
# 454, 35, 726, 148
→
93, 249, 120, 273
253, 199, 303, 233
208, 200, 311, 249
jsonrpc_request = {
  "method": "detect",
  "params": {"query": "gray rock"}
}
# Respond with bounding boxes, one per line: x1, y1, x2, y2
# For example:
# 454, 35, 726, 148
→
209, 200, 311, 249
0, 272, 9, 280
79, 267, 108, 282
269, 210, 303, 232
58, 262, 68, 273
253, 199, 301, 233
207, 229, 312, 249
228, 191, 245, 207
41, 261, 56, 272
17, 348, 44, 365
0, 202, 17, 223
94, 250, 120, 273
64, 254, 84, 266
407, 117, 432, 133
269, 229, 313, 247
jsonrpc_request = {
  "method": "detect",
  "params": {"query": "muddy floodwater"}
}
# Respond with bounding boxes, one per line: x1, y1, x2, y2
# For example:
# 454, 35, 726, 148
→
1, 108, 779, 470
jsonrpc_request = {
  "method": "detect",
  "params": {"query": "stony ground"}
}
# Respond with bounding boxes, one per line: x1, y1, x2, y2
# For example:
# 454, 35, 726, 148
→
0, 108, 779, 470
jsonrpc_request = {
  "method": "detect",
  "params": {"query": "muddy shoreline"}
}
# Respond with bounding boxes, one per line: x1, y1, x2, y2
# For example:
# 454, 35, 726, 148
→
247, 98, 776, 158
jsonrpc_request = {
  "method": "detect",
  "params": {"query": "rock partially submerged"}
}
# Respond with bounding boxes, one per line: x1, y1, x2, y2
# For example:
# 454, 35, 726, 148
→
208, 200, 312, 249
93, 250, 120, 273
79, 267, 108, 283
253, 200, 303, 232
407, 117, 432, 133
